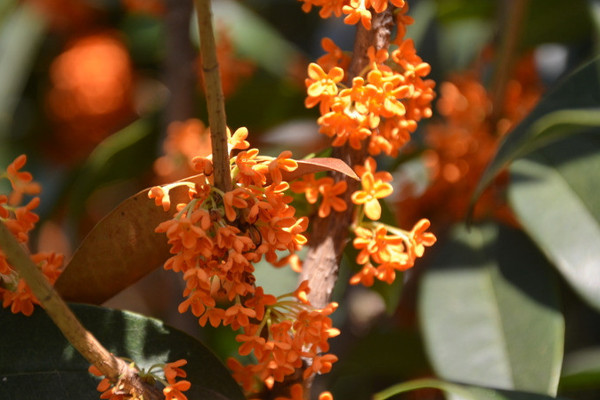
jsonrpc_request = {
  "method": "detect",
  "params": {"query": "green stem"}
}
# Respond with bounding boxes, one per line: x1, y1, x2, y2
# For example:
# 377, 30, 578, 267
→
0, 221, 162, 399
195, 0, 232, 193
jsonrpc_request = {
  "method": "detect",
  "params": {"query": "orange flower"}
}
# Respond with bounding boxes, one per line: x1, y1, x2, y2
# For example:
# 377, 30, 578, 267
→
303, 353, 338, 379
305, 63, 344, 107
293, 280, 311, 304
244, 286, 277, 320
2, 280, 37, 316
224, 303, 257, 330
318, 179, 347, 218
269, 151, 298, 185
349, 263, 377, 286
148, 186, 171, 211
342, 1, 372, 29
164, 359, 188, 384
409, 219, 437, 258
317, 38, 351, 72
224, 188, 250, 221
3, 155, 41, 205
275, 383, 304, 400
163, 381, 191, 400
228, 126, 251, 153
351, 171, 393, 220
88, 365, 125, 400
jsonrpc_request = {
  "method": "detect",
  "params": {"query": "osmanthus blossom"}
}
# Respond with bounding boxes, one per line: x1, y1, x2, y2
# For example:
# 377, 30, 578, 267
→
88, 359, 191, 400
146, 1, 437, 398
149, 126, 339, 398
0, 155, 64, 316
297, 0, 437, 290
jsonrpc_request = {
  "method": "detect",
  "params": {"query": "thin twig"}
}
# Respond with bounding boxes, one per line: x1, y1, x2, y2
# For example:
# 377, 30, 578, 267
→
0, 221, 162, 399
194, 0, 232, 193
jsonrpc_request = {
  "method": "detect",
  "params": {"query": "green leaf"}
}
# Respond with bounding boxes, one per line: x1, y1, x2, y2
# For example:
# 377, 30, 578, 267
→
472, 55, 600, 205
419, 224, 564, 395
0, 3, 47, 136
209, 0, 302, 78
508, 132, 600, 310
560, 347, 600, 391
0, 304, 245, 400
68, 117, 158, 218
375, 378, 572, 400
522, 0, 592, 48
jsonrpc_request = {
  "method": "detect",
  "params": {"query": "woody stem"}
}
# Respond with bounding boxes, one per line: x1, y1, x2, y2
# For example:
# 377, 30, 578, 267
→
0, 221, 162, 400
301, 9, 395, 310
195, 0, 232, 193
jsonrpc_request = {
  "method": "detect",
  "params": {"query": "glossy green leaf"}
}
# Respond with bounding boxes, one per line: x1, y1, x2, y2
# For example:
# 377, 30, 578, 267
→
472, 55, 600, 205
419, 224, 564, 395
375, 378, 572, 400
508, 132, 600, 310
0, 304, 245, 400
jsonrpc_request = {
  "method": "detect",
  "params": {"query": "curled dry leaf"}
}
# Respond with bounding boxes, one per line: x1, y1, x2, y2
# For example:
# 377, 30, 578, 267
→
54, 178, 200, 304
55, 157, 356, 304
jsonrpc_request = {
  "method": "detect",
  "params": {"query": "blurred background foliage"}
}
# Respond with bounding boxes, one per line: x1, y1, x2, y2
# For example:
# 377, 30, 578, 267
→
2, 0, 600, 399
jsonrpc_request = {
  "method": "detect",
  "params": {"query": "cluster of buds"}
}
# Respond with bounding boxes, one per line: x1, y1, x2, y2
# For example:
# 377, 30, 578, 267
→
89, 359, 190, 400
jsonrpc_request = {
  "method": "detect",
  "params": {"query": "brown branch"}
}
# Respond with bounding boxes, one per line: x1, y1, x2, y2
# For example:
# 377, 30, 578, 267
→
0, 221, 162, 400
194, 0, 232, 193
301, 9, 395, 310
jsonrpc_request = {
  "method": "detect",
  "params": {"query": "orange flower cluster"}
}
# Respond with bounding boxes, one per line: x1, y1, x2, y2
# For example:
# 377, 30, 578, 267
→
296, 1, 437, 287
0, 155, 64, 316
149, 127, 339, 398
396, 55, 543, 227
45, 32, 135, 163
299, 0, 406, 30
304, 3, 434, 158
349, 157, 435, 286
228, 284, 339, 396
89, 359, 190, 400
